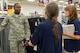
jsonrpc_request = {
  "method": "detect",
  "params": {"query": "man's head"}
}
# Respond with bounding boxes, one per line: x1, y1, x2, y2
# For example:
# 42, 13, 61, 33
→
14, 3, 21, 14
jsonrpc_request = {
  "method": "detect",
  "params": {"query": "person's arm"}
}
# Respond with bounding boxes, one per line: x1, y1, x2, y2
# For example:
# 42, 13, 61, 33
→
0, 16, 9, 31
28, 23, 43, 46
63, 20, 80, 40
63, 32, 80, 40
24, 17, 31, 40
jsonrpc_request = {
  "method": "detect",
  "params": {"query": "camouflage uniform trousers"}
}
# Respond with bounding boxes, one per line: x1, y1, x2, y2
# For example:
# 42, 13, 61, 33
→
9, 40, 25, 53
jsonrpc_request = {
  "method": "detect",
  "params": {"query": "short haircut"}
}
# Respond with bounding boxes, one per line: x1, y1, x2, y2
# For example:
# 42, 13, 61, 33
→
14, 3, 19, 7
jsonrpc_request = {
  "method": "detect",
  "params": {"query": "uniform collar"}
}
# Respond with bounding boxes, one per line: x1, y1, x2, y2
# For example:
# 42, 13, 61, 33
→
67, 18, 77, 24
11, 13, 23, 18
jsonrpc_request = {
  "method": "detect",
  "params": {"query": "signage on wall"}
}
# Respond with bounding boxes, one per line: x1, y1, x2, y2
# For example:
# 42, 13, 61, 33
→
38, 0, 49, 6
68, 0, 73, 4
0, 1, 2, 11
3, 0, 8, 11
0, 0, 8, 12
0, 0, 8, 17
8, 5, 13, 15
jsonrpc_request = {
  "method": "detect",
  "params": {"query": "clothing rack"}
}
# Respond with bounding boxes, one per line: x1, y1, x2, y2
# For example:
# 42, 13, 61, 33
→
28, 17, 45, 34
0, 18, 10, 53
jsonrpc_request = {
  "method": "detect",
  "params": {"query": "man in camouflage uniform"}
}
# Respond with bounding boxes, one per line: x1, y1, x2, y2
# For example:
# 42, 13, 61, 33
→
0, 3, 31, 53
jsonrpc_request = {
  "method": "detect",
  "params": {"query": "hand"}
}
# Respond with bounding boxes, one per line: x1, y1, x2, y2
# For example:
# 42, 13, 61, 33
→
28, 41, 34, 47
24, 40, 28, 46
75, 35, 80, 40
63, 32, 68, 36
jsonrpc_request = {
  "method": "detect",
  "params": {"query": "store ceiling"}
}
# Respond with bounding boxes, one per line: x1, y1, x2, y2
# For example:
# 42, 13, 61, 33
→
8, 0, 64, 5
8, 0, 38, 5
8, 0, 80, 6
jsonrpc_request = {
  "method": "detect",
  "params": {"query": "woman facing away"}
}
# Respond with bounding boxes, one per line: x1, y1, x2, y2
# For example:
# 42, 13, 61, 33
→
27, 2, 63, 53
63, 5, 80, 53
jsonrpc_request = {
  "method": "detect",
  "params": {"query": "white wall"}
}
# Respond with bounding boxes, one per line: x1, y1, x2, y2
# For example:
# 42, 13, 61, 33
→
21, 4, 44, 16
20, 4, 62, 23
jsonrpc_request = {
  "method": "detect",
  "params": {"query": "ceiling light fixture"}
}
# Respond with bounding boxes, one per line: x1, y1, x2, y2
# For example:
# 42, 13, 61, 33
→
27, 0, 35, 2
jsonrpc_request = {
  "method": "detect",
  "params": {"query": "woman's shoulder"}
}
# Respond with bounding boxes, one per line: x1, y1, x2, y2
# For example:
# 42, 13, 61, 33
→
74, 19, 80, 24
37, 21, 51, 29
39, 21, 62, 27
38, 21, 48, 27
57, 22, 62, 29
58, 22, 62, 26
57, 22, 62, 27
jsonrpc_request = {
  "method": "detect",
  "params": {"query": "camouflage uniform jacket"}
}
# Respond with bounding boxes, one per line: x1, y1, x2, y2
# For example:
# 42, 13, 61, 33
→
0, 13, 31, 41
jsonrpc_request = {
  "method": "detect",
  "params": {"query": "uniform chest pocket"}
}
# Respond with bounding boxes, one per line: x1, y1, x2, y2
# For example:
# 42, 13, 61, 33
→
9, 17, 24, 25
16, 19, 24, 25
